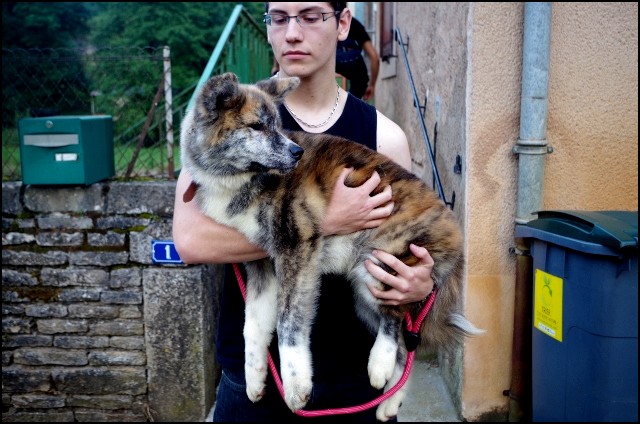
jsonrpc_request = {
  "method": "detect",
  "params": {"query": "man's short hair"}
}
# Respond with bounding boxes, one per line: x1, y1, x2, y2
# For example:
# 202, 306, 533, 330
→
264, 3, 347, 13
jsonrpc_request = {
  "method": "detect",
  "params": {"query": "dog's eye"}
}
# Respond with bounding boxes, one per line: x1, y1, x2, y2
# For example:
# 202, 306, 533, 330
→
248, 122, 264, 131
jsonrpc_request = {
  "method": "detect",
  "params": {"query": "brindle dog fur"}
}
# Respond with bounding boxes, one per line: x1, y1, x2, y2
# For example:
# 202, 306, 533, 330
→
180, 72, 483, 421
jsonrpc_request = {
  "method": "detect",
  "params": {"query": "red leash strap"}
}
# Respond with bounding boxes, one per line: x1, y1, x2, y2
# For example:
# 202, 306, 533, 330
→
231, 263, 437, 417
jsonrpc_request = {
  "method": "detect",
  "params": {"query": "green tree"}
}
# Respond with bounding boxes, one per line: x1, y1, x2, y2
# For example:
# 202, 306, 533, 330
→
88, 2, 264, 93
2, 2, 92, 49
82, 3, 266, 147
2, 2, 93, 126
1, 2, 267, 137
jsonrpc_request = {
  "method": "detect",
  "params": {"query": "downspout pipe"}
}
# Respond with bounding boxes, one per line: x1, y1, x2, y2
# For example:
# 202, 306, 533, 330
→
509, 3, 552, 422
514, 2, 553, 224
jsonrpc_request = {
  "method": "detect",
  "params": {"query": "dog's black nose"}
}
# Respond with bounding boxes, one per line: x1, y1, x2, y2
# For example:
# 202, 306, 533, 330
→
290, 144, 304, 160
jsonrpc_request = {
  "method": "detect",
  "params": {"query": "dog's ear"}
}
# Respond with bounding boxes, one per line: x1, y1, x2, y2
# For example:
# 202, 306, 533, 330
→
255, 76, 300, 103
198, 73, 245, 116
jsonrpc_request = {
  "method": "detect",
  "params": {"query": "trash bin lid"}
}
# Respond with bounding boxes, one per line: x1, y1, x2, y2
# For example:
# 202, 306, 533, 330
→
516, 210, 638, 254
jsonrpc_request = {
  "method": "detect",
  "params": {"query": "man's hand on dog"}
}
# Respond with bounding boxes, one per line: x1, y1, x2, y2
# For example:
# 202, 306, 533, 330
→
321, 167, 394, 236
365, 244, 435, 306
320, 167, 435, 305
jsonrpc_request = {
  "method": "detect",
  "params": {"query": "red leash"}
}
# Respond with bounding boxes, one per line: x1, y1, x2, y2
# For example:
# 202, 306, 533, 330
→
232, 263, 437, 417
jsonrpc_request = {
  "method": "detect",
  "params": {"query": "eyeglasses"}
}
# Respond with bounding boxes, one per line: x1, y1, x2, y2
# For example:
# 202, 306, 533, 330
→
263, 11, 340, 28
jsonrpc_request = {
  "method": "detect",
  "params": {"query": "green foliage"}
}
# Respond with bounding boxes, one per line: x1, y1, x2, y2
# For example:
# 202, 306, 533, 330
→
2, 2, 92, 49
87, 2, 264, 93
2, 2, 269, 180
2, 3, 93, 126
3, 2, 267, 95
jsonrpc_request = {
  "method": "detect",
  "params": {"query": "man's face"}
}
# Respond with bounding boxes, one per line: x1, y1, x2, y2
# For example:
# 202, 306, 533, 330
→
266, 2, 350, 78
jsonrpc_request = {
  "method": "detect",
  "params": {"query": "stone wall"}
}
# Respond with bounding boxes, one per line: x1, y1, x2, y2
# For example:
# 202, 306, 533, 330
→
2, 181, 221, 422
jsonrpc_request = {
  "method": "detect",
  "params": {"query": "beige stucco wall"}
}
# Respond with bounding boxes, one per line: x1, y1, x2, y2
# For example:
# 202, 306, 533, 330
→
545, 2, 638, 209
464, 3, 524, 420
374, 2, 638, 421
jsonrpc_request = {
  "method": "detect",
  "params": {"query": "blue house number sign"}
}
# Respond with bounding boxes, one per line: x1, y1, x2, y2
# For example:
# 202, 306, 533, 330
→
151, 240, 183, 264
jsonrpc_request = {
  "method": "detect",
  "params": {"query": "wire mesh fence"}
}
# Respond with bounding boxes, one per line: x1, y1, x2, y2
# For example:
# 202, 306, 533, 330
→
2, 46, 185, 182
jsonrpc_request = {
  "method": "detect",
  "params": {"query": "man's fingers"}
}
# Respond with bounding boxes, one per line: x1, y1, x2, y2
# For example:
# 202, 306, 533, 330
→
370, 184, 393, 205
337, 167, 353, 184
365, 246, 436, 305
369, 284, 403, 304
363, 217, 387, 229
372, 249, 404, 273
367, 201, 394, 221
410, 243, 434, 266
361, 170, 382, 192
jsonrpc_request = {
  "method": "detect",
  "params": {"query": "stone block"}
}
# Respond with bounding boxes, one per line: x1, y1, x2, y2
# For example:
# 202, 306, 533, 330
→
143, 265, 222, 422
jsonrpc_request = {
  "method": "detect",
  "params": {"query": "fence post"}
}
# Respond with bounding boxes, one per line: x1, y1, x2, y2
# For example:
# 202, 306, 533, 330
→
163, 46, 175, 179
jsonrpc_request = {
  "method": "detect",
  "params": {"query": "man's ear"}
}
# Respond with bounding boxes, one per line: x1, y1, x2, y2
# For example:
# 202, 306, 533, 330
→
338, 8, 352, 41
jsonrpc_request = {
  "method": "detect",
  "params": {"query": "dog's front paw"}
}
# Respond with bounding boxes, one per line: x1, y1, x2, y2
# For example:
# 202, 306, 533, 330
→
244, 347, 268, 402
245, 359, 268, 402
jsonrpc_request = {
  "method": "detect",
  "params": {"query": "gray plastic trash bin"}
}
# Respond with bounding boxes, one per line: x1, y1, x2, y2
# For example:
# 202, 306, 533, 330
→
516, 210, 638, 422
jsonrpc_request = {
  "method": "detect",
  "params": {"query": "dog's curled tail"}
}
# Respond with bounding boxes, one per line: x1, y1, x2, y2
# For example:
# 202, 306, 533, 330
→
449, 313, 486, 338
419, 311, 485, 353
418, 266, 485, 352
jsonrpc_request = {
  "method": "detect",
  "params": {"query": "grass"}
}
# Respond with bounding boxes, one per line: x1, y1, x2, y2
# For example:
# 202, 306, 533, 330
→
113, 143, 182, 178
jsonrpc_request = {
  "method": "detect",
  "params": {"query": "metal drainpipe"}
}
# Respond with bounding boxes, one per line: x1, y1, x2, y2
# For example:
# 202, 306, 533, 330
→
514, 2, 553, 224
508, 3, 552, 422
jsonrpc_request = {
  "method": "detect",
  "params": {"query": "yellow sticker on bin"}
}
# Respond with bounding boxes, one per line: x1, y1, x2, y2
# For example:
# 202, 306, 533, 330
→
534, 269, 563, 342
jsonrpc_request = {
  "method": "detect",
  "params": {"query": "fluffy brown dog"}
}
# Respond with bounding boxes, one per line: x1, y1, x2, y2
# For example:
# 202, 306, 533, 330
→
180, 72, 482, 421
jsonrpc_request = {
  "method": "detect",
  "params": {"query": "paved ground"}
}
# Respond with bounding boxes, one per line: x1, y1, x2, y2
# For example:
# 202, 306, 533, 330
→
206, 358, 460, 422
397, 358, 461, 422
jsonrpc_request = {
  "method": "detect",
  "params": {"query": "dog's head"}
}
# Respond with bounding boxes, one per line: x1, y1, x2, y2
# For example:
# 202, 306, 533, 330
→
181, 72, 303, 178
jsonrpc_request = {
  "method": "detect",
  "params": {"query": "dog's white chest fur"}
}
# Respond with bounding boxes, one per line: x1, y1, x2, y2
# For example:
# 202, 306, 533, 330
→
197, 182, 261, 241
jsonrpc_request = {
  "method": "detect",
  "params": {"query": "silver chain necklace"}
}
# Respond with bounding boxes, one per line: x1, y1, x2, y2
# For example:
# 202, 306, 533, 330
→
283, 83, 340, 128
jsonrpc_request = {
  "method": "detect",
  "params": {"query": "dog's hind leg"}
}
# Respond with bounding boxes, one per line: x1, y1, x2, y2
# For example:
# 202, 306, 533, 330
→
347, 258, 399, 390
243, 260, 278, 403
376, 342, 409, 422
368, 314, 402, 390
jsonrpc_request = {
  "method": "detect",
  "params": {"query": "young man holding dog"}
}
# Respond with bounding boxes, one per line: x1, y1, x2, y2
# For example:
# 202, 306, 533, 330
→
172, 2, 435, 422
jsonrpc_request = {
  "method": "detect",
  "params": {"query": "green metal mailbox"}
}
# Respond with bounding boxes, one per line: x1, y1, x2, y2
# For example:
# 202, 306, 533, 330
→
19, 115, 114, 185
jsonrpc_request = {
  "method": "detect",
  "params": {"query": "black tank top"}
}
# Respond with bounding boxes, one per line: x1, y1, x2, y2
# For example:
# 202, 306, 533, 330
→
216, 93, 378, 377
